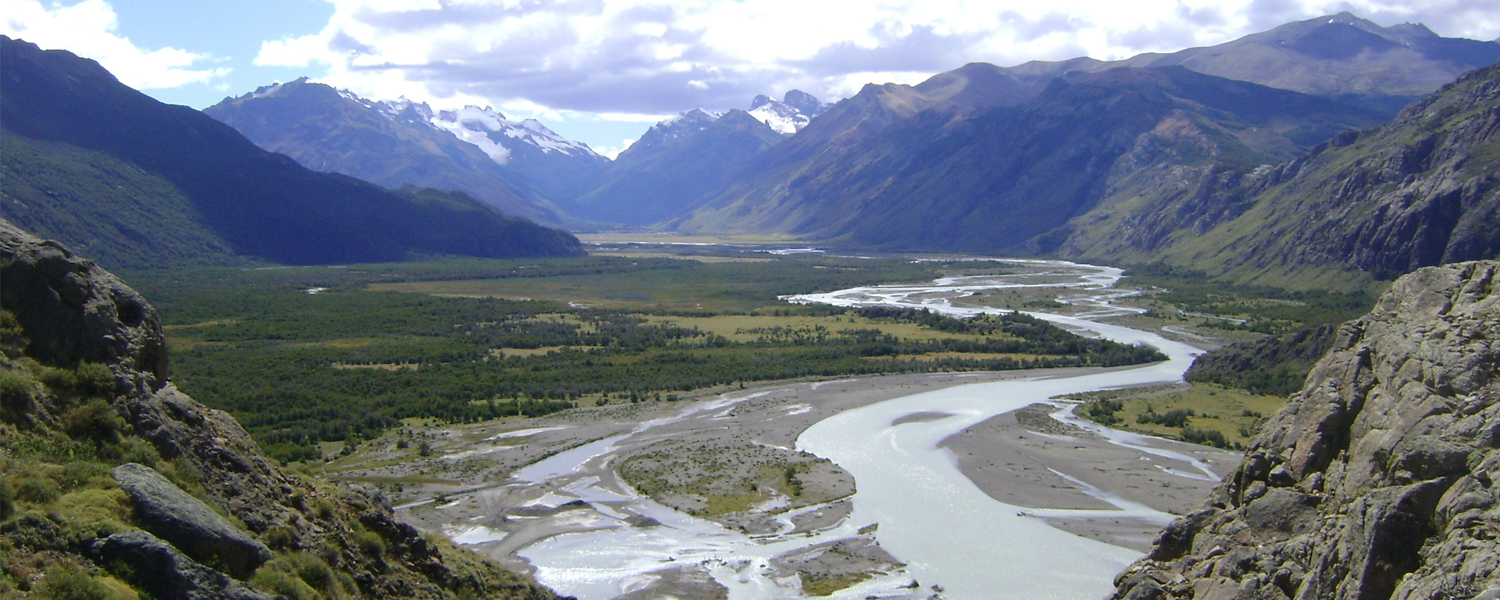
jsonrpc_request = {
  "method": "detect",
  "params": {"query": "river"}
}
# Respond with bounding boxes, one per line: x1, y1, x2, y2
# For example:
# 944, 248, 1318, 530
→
518, 260, 1206, 599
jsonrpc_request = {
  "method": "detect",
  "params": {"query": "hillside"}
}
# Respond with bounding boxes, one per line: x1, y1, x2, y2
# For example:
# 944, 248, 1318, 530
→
0, 218, 564, 599
0, 37, 583, 267
204, 79, 579, 226
1067, 60, 1500, 289
1110, 261, 1500, 600
674, 66, 1386, 252
573, 110, 786, 226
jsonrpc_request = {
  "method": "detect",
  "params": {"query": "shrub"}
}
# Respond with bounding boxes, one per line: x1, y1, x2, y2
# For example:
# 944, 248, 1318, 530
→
0, 371, 38, 424
251, 569, 323, 600
352, 529, 385, 557
0, 474, 14, 520
58, 461, 111, 492
15, 475, 60, 504
287, 552, 337, 594
1138, 408, 1195, 428
1181, 427, 1230, 449
61, 400, 124, 444
34, 563, 137, 600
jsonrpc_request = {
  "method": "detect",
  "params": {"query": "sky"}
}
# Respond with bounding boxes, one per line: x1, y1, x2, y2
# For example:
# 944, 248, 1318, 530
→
4, 0, 1499, 158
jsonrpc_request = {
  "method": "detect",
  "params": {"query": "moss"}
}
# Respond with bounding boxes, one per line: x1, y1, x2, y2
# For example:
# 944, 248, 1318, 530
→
49, 488, 133, 547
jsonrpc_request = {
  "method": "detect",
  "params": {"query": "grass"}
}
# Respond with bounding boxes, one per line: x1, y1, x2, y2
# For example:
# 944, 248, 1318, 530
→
801, 572, 874, 596
1072, 383, 1285, 448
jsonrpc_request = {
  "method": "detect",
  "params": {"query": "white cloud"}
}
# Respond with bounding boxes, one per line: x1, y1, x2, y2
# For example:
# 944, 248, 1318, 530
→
245, 0, 1499, 151
0, 0, 229, 89
258, 0, 1500, 118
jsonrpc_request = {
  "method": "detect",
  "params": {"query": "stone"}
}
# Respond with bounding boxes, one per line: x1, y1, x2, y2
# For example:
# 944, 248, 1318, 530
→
1109, 261, 1500, 600
91, 531, 277, 600
112, 463, 272, 579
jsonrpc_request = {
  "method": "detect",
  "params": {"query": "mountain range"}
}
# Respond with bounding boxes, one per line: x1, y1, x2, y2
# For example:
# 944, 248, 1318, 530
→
205, 80, 608, 226
0, 37, 583, 268
6, 11, 1500, 287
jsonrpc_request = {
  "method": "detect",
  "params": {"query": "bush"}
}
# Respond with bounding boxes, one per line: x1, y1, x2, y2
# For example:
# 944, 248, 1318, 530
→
15, 475, 60, 504
34, 563, 137, 600
1138, 408, 1194, 428
0, 371, 38, 424
287, 553, 337, 594
352, 529, 385, 557
251, 569, 323, 600
58, 461, 111, 492
0, 474, 14, 520
61, 400, 125, 444
1180, 427, 1231, 449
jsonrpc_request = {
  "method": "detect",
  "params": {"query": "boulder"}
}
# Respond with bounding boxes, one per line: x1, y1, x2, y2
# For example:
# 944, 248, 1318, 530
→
1109, 261, 1500, 600
92, 530, 277, 600
112, 463, 271, 579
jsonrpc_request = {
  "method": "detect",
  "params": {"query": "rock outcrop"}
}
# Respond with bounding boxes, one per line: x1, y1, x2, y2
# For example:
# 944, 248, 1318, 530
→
112, 463, 272, 579
0, 217, 564, 599
1109, 261, 1500, 600
92, 531, 277, 600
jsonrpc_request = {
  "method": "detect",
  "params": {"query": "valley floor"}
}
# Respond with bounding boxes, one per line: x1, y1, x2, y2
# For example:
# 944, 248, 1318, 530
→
330, 365, 1237, 599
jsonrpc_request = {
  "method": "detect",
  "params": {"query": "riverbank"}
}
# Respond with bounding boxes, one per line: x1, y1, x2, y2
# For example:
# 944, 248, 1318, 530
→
327, 259, 1240, 599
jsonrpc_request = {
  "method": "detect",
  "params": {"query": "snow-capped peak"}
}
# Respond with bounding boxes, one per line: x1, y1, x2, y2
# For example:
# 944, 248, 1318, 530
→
427, 107, 599, 163
744, 90, 829, 135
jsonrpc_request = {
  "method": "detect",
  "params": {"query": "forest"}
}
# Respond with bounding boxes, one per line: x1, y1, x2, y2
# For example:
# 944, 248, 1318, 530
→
124, 254, 1164, 463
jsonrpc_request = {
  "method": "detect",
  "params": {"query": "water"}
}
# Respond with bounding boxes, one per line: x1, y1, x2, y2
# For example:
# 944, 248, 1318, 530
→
517, 260, 1204, 599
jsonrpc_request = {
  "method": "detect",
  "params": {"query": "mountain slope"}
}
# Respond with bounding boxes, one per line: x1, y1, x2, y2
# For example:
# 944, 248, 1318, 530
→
675, 67, 1386, 252
1083, 60, 1500, 289
1110, 261, 1500, 600
0, 37, 583, 266
0, 133, 237, 269
204, 79, 577, 225
573, 110, 785, 226
0, 218, 564, 599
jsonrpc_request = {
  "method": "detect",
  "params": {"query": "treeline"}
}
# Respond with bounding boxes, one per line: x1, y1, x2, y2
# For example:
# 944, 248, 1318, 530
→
1186, 324, 1338, 397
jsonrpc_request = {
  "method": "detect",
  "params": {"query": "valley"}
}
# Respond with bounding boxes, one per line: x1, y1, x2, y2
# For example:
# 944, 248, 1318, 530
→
3, 7, 1499, 600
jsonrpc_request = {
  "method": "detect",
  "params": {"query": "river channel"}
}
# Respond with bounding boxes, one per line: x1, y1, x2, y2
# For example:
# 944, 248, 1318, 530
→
514, 260, 1208, 599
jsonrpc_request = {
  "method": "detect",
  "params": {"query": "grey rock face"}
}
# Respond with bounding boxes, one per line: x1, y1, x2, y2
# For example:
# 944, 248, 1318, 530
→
1109, 261, 1500, 600
112, 463, 272, 579
0, 218, 168, 390
92, 530, 277, 600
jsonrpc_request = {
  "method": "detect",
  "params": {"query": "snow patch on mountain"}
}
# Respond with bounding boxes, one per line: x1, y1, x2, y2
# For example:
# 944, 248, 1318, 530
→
744, 91, 829, 134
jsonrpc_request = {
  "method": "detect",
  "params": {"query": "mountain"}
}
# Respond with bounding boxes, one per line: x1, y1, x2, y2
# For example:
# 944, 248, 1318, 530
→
1064, 59, 1500, 289
427, 105, 608, 205
999, 13, 1500, 113
0, 218, 565, 599
205, 79, 608, 225
673, 66, 1387, 251
1110, 260, 1500, 600
571, 109, 785, 226
746, 90, 831, 134
0, 37, 583, 267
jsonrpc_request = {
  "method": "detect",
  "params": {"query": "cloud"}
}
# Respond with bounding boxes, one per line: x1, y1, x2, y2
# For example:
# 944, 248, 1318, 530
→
0, 0, 229, 89
255, 0, 1499, 121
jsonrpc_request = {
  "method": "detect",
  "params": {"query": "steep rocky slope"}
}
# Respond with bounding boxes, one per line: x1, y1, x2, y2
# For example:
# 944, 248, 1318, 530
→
1074, 60, 1500, 290
0, 218, 562, 599
675, 67, 1383, 251
574, 109, 785, 226
205, 79, 579, 226
1109, 261, 1500, 600
0, 37, 583, 267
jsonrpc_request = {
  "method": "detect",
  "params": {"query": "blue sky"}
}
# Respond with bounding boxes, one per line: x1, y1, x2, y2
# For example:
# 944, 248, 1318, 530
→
5, 0, 1499, 157
102, 0, 332, 107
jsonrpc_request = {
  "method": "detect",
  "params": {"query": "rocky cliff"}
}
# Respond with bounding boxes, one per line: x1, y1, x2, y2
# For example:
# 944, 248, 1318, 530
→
0, 218, 562, 599
1109, 260, 1500, 600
